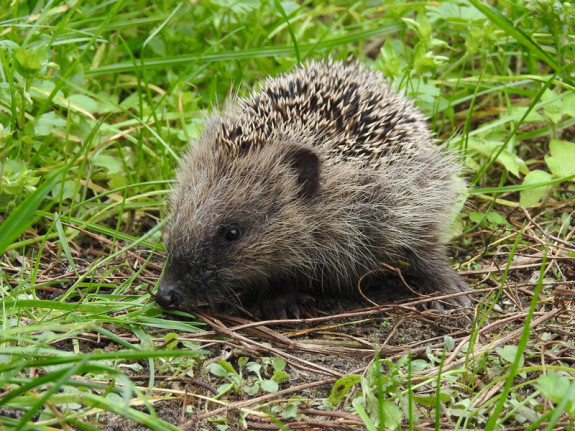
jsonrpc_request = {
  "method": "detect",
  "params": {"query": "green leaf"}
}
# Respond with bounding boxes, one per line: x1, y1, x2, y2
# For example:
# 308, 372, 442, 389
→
468, 212, 484, 225
410, 359, 429, 372
378, 41, 404, 78
109, 172, 128, 189
545, 140, 575, 178
520, 170, 553, 207
564, 93, 575, 117
206, 363, 229, 378
34, 112, 67, 136
281, 402, 299, 419
496, 345, 524, 368
468, 211, 511, 228
414, 392, 451, 407
14, 47, 42, 74
93, 154, 123, 175
273, 356, 286, 372
444, 336, 455, 352
243, 382, 260, 395
260, 379, 279, 393
328, 374, 361, 405
380, 400, 403, 430
217, 383, 232, 395
486, 211, 510, 227
164, 333, 179, 350
68, 94, 99, 114
218, 359, 238, 375
468, 138, 528, 177
535, 371, 575, 416
50, 180, 77, 200
509, 106, 544, 123
403, 78, 441, 113
542, 90, 564, 124
272, 371, 289, 384
246, 362, 261, 377
237, 357, 249, 369
427, 2, 486, 23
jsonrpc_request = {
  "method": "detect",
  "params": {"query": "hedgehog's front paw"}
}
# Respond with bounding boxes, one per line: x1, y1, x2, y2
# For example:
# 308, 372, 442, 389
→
253, 288, 313, 320
427, 271, 473, 311
408, 252, 473, 310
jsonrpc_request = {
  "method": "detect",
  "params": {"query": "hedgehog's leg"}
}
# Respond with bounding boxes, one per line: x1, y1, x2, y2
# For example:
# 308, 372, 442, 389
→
407, 248, 472, 309
254, 288, 300, 320
252, 279, 314, 320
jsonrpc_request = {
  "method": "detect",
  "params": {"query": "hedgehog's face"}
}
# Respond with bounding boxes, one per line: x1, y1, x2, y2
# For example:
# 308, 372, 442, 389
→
156, 141, 321, 312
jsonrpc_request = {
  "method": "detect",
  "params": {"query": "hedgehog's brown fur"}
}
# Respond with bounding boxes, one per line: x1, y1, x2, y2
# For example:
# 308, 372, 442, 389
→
157, 60, 472, 319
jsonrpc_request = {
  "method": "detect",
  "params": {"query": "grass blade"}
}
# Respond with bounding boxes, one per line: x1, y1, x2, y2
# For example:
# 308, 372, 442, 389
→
0, 165, 67, 255
468, 0, 560, 73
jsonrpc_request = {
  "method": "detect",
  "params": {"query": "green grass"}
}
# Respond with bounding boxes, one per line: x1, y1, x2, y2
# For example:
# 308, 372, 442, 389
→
1, 0, 575, 429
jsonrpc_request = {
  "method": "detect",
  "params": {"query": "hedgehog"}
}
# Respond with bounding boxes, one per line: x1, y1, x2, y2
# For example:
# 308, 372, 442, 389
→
156, 59, 472, 319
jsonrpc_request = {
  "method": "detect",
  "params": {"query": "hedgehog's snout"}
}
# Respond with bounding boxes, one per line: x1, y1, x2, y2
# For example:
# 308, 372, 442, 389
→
156, 256, 220, 309
156, 279, 183, 309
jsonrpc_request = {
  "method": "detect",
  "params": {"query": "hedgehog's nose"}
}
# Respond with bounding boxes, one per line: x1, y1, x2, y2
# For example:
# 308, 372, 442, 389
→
156, 283, 182, 309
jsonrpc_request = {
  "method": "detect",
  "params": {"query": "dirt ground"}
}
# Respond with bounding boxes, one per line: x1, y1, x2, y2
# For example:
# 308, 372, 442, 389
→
4, 202, 575, 430
93, 260, 574, 429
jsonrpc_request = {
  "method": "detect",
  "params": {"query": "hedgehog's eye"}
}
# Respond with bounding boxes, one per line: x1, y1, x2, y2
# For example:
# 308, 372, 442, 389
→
223, 227, 241, 242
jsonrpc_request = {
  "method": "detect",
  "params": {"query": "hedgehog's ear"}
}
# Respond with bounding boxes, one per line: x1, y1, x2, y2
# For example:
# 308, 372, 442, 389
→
287, 147, 320, 198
